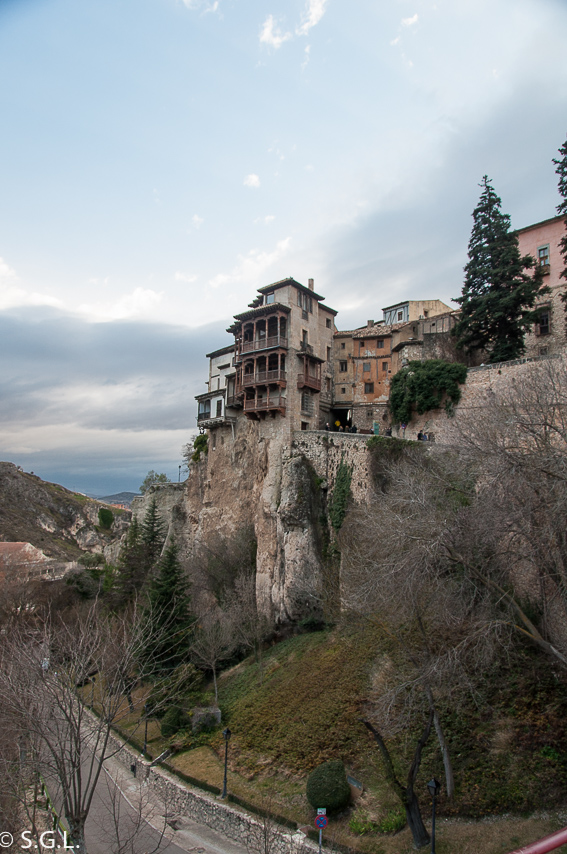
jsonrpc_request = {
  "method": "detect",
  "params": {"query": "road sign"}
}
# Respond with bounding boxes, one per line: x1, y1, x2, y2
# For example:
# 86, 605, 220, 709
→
317, 808, 326, 815
315, 816, 328, 829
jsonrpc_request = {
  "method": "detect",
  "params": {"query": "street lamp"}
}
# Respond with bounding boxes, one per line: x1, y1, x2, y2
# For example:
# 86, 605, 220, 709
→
427, 778, 441, 854
178, 465, 182, 482
221, 727, 231, 798
143, 703, 149, 756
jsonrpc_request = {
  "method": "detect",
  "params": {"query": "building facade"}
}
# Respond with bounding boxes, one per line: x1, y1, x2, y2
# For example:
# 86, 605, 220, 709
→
518, 215, 566, 357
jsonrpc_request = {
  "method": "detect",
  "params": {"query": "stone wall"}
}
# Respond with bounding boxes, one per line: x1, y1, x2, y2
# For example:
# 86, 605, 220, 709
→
104, 728, 318, 854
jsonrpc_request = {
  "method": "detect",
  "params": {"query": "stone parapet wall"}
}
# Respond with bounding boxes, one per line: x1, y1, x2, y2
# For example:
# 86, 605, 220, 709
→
104, 729, 318, 854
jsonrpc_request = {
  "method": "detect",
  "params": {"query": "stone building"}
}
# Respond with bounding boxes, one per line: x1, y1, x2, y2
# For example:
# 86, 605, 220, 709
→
518, 214, 566, 357
331, 300, 453, 431
196, 278, 337, 438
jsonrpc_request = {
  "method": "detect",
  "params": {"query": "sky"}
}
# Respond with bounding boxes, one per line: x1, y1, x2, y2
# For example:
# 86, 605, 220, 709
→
1, 0, 566, 495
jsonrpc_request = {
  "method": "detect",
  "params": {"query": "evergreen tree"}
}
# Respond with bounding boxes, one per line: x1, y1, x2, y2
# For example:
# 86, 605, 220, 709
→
139, 541, 194, 676
453, 176, 547, 363
141, 498, 167, 573
553, 136, 567, 287
113, 516, 145, 607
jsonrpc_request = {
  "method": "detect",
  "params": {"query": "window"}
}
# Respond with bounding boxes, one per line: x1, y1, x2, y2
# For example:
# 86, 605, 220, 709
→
302, 330, 309, 347
377, 339, 384, 349
301, 392, 313, 414
301, 421, 308, 431
359, 340, 365, 349
339, 361, 347, 372
397, 310, 404, 321
265, 292, 275, 304
297, 289, 313, 312
341, 387, 346, 394
341, 342, 346, 349
382, 362, 388, 372
326, 318, 332, 328
364, 382, 374, 394
363, 363, 371, 372
538, 245, 550, 267
216, 400, 222, 417
538, 311, 550, 335
327, 347, 331, 361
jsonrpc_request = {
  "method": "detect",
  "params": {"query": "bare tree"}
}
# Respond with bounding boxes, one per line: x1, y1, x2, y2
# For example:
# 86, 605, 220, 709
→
340, 447, 504, 846
449, 355, 567, 669
0, 603, 157, 853
190, 607, 235, 704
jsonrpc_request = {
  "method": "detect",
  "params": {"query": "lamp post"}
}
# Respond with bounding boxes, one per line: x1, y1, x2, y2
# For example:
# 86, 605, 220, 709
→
427, 778, 441, 854
221, 727, 231, 798
178, 465, 182, 483
143, 703, 149, 756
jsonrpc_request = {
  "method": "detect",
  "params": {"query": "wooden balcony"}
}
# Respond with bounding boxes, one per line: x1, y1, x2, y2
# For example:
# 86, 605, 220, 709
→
297, 372, 321, 391
243, 395, 286, 414
243, 370, 287, 386
240, 335, 288, 355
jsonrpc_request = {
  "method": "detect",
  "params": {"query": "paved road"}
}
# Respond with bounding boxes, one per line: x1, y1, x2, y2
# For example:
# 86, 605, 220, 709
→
84, 755, 250, 854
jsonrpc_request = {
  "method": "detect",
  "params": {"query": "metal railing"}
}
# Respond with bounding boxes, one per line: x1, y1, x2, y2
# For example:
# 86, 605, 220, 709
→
507, 826, 567, 853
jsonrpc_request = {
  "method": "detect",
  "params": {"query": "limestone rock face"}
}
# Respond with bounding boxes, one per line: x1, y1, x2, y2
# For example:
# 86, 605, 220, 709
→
132, 422, 327, 624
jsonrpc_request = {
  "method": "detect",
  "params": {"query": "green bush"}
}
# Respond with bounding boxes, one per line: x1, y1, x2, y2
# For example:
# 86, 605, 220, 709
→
160, 705, 190, 738
192, 434, 208, 462
306, 759, 351, 813
98, 507, 114, 529
328, 460, 352, 532
389, 359, 467, 425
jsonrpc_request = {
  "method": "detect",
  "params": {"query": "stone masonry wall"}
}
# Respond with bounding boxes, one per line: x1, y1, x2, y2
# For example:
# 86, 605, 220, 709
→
104, 728, 319, 854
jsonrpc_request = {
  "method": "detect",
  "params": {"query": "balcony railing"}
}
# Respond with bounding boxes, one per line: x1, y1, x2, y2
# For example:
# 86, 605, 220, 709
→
197, 411, 212, 422
241, 335, 288, 354
297, 373, 321, 391
244, 396, 286, 413
243, 370, 287, 386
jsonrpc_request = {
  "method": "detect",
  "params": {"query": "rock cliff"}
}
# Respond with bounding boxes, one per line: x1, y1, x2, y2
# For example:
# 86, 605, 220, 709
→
0, 462, 130, 562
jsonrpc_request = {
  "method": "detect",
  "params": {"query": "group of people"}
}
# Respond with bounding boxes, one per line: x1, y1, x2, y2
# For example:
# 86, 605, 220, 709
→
325, 422, 358, 433
416, 430, 429, 441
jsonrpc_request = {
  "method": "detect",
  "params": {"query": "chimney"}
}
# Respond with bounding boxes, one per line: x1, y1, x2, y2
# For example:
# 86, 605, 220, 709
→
308, 278, 314, 291
367, 319, 374, 328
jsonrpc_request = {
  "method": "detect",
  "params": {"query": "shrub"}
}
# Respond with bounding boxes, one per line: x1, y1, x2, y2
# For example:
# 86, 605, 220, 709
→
306, 759, 351, 813
98, 507, 114, 529
192, 434, 209, 462
389, 359, 467, 425
160, 705, 190, 738
328, 460, 352, 532
78, 552, 105, 568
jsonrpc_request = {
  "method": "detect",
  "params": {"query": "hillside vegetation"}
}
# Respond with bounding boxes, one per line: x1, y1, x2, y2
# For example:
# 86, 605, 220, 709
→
0, 462, 129, 559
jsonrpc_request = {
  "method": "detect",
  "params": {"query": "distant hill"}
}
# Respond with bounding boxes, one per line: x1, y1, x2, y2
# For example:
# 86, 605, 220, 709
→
0, 462, 130, 560
98, 491, 139, 508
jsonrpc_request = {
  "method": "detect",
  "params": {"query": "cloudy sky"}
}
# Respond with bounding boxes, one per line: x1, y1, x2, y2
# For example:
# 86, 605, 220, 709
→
1, 0, 566, 495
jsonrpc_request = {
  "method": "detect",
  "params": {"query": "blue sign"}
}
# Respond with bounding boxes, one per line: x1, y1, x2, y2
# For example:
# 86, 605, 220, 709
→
315, 816, 328, 829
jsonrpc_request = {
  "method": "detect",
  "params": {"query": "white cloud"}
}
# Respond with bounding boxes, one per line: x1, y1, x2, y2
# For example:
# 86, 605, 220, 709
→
296, 0, 328, 36
0, 257, 66, 311
191, 214, 204, 229
244, 173, 261, 188
390, 36, 400, 46
301, 45, 311, 71
259, 15, 292, 49
77, 287, 163, 321
254, 215, 275, 224
402, 14, 418, 27
174, 272, 198, 283
208, 237, 292, 289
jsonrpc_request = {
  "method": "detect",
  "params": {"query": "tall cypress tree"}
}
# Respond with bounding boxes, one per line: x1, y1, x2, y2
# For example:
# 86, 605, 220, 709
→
139, 541, 193, 676
141, 497, 167, 574
113, 516, 146, 606
453, 176, 547, 363
553, 136, 567, 287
